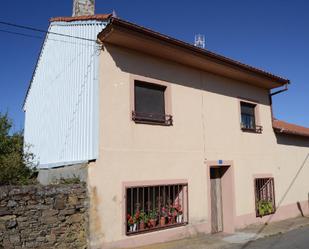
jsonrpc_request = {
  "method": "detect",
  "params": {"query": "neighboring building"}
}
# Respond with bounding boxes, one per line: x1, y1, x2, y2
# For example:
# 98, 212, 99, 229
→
23, 13, 110, 170
24, 4, 309, 249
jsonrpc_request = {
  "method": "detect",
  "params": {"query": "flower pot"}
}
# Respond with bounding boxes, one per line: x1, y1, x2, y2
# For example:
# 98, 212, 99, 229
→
149, 219, 156, 228
129, 223, 137, 232
167, 216, 172, 224
177, 214, 183, 223
139, 221, 145, 230
171, 216, 176, 224
160, 217, 166, 226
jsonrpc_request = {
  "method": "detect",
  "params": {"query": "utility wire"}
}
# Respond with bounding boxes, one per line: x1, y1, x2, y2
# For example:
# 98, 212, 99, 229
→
0, 28, 43, 39
0, 20, 97, 42
0, 28, 97, 47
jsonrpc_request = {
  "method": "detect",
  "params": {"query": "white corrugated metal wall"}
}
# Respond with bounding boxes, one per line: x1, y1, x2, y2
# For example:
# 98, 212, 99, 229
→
24, 20, 107, 168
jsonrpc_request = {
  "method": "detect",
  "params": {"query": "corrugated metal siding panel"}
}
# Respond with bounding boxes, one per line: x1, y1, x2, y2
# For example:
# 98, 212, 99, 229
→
24, 21, 106, 168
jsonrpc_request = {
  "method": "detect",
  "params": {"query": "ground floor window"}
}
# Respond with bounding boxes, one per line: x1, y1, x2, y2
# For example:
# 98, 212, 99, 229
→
126, 183, 188, 235
254, 178, 276, 217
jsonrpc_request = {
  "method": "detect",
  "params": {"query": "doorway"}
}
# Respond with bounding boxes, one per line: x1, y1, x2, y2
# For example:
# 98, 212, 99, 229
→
210, 167, 225, 233
208, 164, 235, 234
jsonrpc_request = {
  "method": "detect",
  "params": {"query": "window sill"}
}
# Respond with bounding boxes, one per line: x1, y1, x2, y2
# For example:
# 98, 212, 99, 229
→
126, 222, 188, 236
241, 125, 263, 134
256, 210, 275, 218
132, 111, 173, 126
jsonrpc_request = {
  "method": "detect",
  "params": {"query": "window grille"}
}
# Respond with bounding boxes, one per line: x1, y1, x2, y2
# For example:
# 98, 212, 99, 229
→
125, 183, 188, 235
254, 178, 276, 217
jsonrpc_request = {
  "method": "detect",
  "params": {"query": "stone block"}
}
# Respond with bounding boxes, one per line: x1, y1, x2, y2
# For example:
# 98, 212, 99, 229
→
68, 196, 78, 206
16, 216, 27, 222
42, 216, 59, 225
54, 198, 66, 210
42, 209, 59, 217
46, 234, 56, 243
7, 200, 17, 208
0, 215, 17, 229
59, 209, 75, 216
0, 207, 11, 216
2, 238, 13, 249
36, 236, 46, 242
25, 241, 37, 248
9, 234, 20, 244
68, 213, 82, 224
0, 222, 5, 230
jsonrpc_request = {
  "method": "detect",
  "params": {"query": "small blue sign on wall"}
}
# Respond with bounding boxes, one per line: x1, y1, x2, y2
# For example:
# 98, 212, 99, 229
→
218, 160, 223, 165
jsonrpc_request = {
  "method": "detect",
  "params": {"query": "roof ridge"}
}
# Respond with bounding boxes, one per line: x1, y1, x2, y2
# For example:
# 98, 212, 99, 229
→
50, 14, 112, 23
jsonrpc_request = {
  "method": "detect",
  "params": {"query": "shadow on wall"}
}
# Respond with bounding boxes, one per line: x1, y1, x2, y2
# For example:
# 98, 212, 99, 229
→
297, 201, 305, 217
104, 44, 270, 106
275, 134, 309, 147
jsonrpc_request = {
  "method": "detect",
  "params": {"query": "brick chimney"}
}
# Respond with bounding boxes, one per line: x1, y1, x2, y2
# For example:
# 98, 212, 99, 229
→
73, 0, 95, 16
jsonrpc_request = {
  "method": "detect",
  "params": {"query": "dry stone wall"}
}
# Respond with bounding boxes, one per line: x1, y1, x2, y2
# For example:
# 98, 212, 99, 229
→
0, 184, 88, 249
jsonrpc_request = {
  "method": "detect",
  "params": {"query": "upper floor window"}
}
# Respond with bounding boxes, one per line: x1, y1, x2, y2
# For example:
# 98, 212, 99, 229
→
240, 101, 262, 133
132, 80, 173, 126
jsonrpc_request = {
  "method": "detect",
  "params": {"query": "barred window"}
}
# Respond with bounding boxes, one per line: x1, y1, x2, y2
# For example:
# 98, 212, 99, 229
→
254, 178, 276, 217
125, 183, 188, 235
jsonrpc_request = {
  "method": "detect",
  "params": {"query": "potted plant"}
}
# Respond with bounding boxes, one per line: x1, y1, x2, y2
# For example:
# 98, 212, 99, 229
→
127, 214, 137, 232
135, 210, 140, 230
176, 210, 183, 223
175, 204, 183, 223
173, 209, 178, 223
160, 207, 168, 226
148, 210, 157, 228
139, 211, 149, 230
257, 200, 274, 217
170, 206, 178, 224
167, 205, 177, 224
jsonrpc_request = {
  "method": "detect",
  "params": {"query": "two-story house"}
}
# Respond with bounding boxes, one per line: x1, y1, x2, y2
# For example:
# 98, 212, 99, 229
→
24, 2, 309, 248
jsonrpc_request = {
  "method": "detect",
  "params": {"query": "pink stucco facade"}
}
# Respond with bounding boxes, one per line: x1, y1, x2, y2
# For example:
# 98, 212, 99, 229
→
86, 42, 309, 248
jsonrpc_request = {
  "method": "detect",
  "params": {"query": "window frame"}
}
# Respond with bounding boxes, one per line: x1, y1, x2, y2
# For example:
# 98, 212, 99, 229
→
130, 75, 173, 126
238, 98, 262, 133
122, 180, 188, 236
254, 177, 276, 217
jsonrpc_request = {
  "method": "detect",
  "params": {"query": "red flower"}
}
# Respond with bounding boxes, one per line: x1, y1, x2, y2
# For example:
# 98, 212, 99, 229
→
128, 217, 134, 225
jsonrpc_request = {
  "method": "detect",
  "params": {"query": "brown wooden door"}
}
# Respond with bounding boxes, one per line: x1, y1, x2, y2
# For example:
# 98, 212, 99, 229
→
210, 168, 223, 233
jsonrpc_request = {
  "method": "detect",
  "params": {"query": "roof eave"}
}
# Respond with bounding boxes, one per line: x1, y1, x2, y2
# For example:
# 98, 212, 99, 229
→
273, 128, 309, 138
98, 18, 290, 89
273, 120, 309, 138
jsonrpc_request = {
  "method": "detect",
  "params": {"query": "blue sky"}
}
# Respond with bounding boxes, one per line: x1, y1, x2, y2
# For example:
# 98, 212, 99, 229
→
0, 0, 308, 131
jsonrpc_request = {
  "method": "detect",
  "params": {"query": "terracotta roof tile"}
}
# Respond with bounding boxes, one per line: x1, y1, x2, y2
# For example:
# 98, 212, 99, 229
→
50, 14, 112, 23
273, 119, 309, 138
